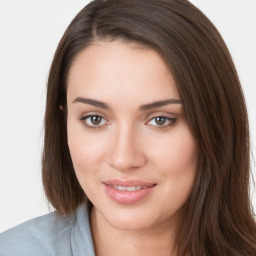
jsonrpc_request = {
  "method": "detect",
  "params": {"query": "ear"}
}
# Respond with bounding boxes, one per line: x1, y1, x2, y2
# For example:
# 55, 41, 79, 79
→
59, 105, 63, 111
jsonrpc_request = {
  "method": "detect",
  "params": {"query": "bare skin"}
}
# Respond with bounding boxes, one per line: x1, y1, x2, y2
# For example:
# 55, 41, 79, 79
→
67, 41, 198, 256
90, 205, 176, 256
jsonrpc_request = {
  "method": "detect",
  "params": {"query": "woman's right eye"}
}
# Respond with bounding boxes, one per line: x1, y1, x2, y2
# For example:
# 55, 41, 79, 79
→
80, 115, 109, 129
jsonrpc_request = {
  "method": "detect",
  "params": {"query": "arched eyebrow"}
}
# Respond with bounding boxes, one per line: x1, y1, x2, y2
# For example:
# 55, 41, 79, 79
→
139, 99, 182, 111
72, 97, 182, 111
72, 97, 109, 109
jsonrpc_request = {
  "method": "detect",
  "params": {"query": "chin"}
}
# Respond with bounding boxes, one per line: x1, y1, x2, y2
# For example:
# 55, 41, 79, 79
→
99, 206, 164, 231
109, 216, 154, 230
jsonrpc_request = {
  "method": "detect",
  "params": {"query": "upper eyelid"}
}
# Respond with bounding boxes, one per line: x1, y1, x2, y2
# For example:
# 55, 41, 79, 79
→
79, 111, 108, 120
79, 112, 176, 120
145, 112, 177, 121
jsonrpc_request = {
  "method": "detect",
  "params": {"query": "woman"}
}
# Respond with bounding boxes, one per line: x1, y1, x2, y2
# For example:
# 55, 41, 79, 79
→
1, 0, 256, 255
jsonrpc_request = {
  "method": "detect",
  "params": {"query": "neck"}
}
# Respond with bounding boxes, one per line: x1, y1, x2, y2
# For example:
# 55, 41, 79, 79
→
90, 206, 177, 256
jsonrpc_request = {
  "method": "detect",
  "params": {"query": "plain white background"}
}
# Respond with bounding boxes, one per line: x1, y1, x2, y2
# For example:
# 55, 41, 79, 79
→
0, 0, 255, 232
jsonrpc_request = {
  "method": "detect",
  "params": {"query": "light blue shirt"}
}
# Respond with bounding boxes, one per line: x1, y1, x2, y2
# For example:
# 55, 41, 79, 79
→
0, 203, 95, 256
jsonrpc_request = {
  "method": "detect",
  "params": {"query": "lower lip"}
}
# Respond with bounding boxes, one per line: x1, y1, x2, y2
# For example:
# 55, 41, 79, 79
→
103, 184, 156, 205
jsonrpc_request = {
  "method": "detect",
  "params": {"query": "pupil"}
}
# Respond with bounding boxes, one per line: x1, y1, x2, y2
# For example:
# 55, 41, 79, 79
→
91, 116, 101, 125
156, 117, 166, 125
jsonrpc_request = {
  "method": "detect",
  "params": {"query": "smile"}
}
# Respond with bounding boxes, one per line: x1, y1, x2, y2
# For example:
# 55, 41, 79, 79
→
103, 179, 156, 204
111, 185, 149, 191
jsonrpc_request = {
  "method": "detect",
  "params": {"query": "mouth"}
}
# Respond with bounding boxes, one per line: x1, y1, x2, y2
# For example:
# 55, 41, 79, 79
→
109, 185, 153, 191
102, 179, 157, 204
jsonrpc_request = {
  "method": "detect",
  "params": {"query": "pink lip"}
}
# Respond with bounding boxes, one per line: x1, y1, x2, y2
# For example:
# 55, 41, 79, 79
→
103, 179, 156, 205
103, 179, 155, 187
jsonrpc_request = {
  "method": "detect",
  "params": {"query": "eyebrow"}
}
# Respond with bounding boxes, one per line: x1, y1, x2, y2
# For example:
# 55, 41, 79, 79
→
72, 97, 110, 109
139, 98, 182, 111
72, 97, 182, 111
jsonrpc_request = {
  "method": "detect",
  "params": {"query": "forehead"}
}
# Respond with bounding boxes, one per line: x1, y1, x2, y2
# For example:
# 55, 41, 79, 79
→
67, 41, 180, 105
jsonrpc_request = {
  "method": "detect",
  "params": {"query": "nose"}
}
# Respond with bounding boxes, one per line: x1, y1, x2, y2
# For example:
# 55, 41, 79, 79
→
106, 125, 147, 172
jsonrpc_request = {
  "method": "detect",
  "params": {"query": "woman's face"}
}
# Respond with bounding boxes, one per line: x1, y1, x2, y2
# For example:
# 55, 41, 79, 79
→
67, 41, 198, 230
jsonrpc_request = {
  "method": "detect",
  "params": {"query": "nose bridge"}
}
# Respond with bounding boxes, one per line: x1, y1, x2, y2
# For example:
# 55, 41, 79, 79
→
107, 122, 146, 171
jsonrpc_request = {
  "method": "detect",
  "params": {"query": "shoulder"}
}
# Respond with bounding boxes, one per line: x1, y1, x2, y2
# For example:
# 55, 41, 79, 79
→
0, 210, 76, 256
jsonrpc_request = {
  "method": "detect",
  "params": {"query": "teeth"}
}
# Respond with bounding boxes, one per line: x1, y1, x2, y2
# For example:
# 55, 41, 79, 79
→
117, 186, 127, 191
112, 185, 147, 191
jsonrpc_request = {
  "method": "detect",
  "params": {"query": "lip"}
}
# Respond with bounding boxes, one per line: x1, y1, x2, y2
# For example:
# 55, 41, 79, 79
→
103, 179, 156, 205
103, 179, 156, 187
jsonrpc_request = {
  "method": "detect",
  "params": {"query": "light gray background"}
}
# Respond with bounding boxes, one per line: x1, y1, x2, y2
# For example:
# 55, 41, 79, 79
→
0, 0, 255, 232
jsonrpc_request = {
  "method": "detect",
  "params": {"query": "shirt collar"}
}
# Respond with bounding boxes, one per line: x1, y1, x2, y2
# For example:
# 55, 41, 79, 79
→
71, 202, 95, 256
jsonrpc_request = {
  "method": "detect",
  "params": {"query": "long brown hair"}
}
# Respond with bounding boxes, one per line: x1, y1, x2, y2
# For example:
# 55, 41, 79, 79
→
42, 0, 256, 254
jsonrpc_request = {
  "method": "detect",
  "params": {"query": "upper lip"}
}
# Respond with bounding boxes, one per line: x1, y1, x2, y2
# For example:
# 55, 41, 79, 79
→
103, 179, 156, 187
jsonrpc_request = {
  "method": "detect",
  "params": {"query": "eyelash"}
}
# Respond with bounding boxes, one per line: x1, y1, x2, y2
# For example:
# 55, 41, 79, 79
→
146, 116, 177, 129
79, 114, 177, 130
79, 114, 109, 130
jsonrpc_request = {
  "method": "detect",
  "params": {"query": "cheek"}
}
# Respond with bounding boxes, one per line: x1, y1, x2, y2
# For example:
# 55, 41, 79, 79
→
68, 135, 103, 174
67, 128, 107, 200
149, 125, 198, 203
67, 122, 106, 180
151, 127, 197, 174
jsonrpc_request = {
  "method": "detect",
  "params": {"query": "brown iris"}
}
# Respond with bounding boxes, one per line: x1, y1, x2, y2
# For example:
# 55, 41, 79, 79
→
90, 116, 102, 125
155, 117, 167, 126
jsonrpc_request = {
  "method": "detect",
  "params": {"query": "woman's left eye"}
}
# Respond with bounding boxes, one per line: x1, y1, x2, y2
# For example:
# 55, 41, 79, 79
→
146, 116, 176, 128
